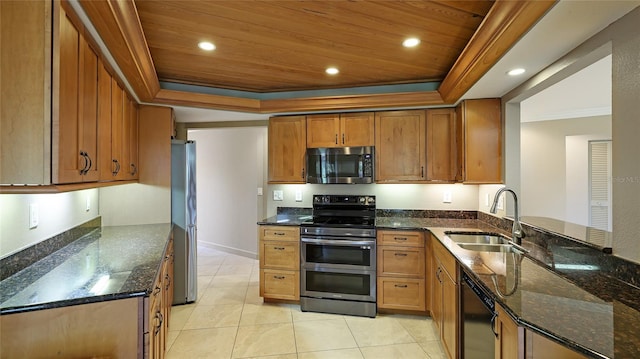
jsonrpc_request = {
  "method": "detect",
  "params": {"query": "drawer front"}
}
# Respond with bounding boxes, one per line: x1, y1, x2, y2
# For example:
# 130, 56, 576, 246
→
378, 230, 424, 247
260, 269, 300, 300
432, 235, 457, 282
378, 246, 425, 277
377, 277, 426, 311
260, 241, 299, 270
260, 225, 300, 241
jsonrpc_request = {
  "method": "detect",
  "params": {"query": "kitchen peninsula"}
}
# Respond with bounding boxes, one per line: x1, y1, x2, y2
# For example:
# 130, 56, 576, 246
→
258, 208, 640, 359
0, 222, 174, 358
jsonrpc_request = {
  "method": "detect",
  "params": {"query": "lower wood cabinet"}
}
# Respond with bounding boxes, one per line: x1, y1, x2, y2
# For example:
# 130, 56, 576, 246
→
495, 303, 521, 359
377, 230, 427, 312
526, 330, 588, 359
259, 225, 300, 301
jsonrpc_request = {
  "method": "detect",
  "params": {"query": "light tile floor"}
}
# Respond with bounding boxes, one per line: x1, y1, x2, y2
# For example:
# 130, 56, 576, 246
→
166, 245, 447, 359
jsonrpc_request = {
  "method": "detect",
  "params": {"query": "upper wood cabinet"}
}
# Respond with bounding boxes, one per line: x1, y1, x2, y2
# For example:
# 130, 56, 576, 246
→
456, 98, 503, 183
52, 4, 100, 184
375, 110, 426, 182
426, 108, 457, 182
268, 116, 307, 183
306, 112, 374, 148
0, 1, 52, 185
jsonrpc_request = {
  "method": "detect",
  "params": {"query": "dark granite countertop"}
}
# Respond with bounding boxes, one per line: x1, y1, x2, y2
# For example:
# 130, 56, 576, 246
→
0, 223, 172, 315
259, 214, 640, 358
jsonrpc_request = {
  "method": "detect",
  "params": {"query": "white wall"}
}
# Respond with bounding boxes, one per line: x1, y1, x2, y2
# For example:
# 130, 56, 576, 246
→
520, 116, 610, 222
189, 127, 267, 258
0, 189, 100, 258
265, 183, 479, 217
99, 183, 171, 226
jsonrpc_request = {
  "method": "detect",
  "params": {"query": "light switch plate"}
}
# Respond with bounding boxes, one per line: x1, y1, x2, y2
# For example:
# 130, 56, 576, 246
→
257, 187, 263, 196
273, 190, 284, 201
295, 190, 303, 202
29, 203, 39, 229
443, 191, 452, 203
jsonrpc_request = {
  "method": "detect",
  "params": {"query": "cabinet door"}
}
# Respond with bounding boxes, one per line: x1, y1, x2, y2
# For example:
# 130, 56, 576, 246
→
341, 112, 374, 146
53, 7, 81, 183
128, 101, 139, 179
306, 114, 340, 148
426, 108, 456, 182
268, 116, 306, 183
432, 265, 443, 331
77, 36, 99, 182
97, 61, 113, 181
495, 303, 520, 359
375, 110, 426, 182
110, 79, 124, 180
441, 268, 458, 359
458, 99, 502, 183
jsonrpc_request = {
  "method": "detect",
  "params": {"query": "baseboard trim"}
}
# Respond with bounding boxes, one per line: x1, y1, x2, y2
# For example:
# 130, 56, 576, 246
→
197, 241, 258, 260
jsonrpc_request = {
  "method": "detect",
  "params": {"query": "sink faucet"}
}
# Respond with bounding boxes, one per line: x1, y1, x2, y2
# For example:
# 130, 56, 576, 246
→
490, 187, 525, 245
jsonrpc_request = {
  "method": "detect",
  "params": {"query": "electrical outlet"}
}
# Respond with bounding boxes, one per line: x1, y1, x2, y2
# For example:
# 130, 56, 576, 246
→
485, 193, 490, 207
29, 203, 39, 229
257, 187, 263, 196
443, 191, 452, 203
273, 190, 284, 201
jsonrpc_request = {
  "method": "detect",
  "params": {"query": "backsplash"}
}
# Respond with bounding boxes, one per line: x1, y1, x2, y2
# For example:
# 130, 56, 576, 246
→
0, 217, 101, 281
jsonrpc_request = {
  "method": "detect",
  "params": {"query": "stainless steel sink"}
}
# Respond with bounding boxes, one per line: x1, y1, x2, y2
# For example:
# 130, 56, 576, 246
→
456, 243, 524, 254
445, 232, 509, 245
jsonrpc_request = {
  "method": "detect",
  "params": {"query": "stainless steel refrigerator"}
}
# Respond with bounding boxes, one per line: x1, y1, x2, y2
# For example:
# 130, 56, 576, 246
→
171, 140, 197, 304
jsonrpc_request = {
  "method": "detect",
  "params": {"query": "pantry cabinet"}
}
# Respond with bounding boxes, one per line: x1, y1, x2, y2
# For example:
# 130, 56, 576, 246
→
306, 112, 374, 148
456, 98, 503, 183
375, 110, 426, 182
259, 225, 300, 300
268, 116, 307, 183
377, 230, 427, 312
430, 234, 458, 359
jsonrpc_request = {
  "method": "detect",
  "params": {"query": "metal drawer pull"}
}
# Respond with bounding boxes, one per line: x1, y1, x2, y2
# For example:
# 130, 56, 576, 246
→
273, 275, 286, 280
274, 232, 286, 236
394, 284, 408, 288
394, 237, 407, 241
394, 253, 408, 257
273, 247, 285, 250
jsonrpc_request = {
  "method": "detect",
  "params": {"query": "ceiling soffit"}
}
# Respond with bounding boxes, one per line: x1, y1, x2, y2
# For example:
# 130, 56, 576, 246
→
78, 0, 556, 113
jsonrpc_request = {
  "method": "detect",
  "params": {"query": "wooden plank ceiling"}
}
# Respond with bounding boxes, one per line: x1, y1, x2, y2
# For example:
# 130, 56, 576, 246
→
79, 0, 557, 112
135, 0, 494, 93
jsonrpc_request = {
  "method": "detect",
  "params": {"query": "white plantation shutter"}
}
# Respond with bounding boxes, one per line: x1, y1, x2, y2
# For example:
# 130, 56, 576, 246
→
589, 141, 611, 231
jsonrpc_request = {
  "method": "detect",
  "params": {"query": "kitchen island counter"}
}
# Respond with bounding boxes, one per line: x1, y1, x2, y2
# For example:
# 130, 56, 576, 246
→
0, 223, 172, 315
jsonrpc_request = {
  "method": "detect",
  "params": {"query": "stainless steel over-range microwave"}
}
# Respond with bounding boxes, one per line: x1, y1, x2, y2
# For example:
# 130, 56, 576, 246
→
306, 146, 374, 184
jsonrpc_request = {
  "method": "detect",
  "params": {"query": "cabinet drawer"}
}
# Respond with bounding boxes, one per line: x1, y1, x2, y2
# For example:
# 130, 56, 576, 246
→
432, 235, 457, 283
378, 230, 424, 247
260, 240, 299, 270
378, 246, 425, 277
260, 269, 299, 300
377, 277, 426, 311
259, 225, 300, 241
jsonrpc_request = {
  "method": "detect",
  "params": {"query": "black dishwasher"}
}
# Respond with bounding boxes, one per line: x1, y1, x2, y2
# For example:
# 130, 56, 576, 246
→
461, 270, 496, 359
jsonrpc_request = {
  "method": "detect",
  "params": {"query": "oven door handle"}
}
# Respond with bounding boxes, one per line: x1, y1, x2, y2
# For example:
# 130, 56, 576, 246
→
301, 237, 375, 246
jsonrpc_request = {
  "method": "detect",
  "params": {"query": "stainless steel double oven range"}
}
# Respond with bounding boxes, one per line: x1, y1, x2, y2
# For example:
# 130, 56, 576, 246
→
300, 195, 377, 318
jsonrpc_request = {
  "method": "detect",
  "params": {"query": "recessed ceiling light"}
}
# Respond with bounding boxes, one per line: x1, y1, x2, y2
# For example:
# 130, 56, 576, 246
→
326, 67, 339, 75
198, 41, 216, 51
507, 68, 526, 76
403, 38, 420, 48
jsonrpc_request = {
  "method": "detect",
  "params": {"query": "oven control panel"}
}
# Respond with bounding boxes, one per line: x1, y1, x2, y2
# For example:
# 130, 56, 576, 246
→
313, 195, 375, 206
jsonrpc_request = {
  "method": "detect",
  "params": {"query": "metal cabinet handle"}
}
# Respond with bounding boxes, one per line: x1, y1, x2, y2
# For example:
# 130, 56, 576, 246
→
79, 151, 89, 174
165, 274, 171, 290
342, 133, 345, 144
394, 284, 408, 288
130, 163, 137, 175
421, 166, 424, 178
394, 237, 407, 241
301, 168, 305, 179
153, 285, 161, 296
273, 275, 285, 280
273, 246, 285, 250
274, 232, 286, 236
154, 311, 163, 335
491, 312, 499, 338
435, 267, 442, 282
112, 159, 120, 176
335, 134, 338, 144
394, 253, 408, 257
